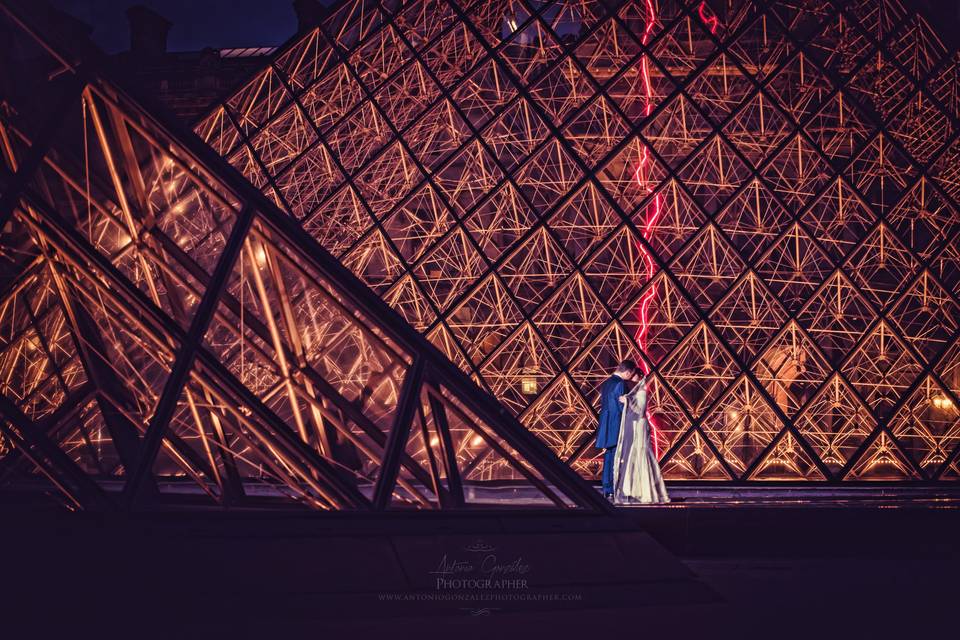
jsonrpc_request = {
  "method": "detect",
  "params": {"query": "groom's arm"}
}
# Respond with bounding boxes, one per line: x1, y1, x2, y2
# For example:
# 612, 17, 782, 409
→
616, 379, 627, 403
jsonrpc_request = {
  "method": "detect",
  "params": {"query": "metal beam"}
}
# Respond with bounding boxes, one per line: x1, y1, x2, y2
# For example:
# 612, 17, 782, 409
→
373, 357, 424, 509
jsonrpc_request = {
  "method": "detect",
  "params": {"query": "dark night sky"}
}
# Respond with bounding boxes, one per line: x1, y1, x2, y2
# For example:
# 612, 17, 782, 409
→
47, 0, 336, 52
47, 0, 960, 54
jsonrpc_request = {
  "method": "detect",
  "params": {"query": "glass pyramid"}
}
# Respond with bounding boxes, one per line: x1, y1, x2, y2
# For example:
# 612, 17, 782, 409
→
0, 1, 607, 510
199, 0, 960, 482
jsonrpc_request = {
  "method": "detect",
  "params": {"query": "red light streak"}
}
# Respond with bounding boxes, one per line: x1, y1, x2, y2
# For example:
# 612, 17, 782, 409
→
632, 0, 662, 457
632, 1, 719, 458
698, 1, 720, 35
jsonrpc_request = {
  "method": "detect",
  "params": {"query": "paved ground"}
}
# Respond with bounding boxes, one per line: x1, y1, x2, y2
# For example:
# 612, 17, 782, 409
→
0, 493, 956, 639
273, 548, 956, 639
168, 554, 954, 639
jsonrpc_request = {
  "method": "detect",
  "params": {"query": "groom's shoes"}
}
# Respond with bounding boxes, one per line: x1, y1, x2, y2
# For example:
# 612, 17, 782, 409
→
603, 493, 613, 499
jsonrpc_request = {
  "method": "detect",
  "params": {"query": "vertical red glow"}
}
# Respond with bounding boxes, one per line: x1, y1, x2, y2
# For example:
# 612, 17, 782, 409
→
698, 1, 720, 35
632, 0, 662, 457
632, 1, 718, 458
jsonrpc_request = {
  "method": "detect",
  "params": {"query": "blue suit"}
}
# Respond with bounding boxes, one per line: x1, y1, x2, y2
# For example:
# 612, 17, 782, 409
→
595, 375, 626, 495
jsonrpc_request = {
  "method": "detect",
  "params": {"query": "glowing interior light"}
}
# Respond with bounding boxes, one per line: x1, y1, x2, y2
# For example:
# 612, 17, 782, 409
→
429, 436, 440, 448
728, 410, 740, 420
521, 377, 538, 395
470, 435, 484, 447
932, 395, 954, 410
254, 244, 268, 267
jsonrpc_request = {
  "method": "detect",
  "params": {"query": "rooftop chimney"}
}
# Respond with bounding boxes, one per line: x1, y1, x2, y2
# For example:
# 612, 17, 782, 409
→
293, 0, 324, 32
126, 5, 171, 58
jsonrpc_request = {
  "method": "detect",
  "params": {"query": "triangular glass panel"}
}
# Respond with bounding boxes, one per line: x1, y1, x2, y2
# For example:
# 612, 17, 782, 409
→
480, 322, 560, 416
521, 375, 595, 463
847, 432, 920, 480
446, 274, 524, 367
700, 376, 785, 477
755, 224, 834, 315
659, 323, 738, 418
660, 430, 731, 481
796, 271, 876, 364
842, 321, 923, 418
421, 382, 581, 508
748, 432, 826, 481
713, 272, 789, 361
754, 321, 832, 417
888, 377, 960, 474
796, 374, 876, 475
716, 179, 792, 263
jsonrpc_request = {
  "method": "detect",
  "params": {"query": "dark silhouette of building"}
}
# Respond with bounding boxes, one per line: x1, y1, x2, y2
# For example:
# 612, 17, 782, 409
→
107, 5, 279, 121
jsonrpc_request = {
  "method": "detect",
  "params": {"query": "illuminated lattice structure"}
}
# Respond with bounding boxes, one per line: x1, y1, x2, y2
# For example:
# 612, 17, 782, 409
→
199, 0, 960, 482
0, 2, 608, 511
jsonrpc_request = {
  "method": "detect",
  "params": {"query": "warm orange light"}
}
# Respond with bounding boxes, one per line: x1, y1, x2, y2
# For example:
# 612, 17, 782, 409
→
521, 377, 538, 395
254, 245, 268, 267
191, 0, 952, 488
932, 395, 954, 410
116, 228, 132, 248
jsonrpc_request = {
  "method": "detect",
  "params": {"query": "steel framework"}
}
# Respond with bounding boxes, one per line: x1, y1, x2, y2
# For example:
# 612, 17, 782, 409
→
0, 1, 609, 511
197, 0, 960, 482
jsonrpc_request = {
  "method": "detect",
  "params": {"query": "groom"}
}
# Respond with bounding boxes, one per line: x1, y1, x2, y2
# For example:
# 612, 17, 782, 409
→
595, 360, 637, 498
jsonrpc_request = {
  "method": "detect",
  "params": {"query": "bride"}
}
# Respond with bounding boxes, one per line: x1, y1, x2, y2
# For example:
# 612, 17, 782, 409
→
613, 372, 669, 504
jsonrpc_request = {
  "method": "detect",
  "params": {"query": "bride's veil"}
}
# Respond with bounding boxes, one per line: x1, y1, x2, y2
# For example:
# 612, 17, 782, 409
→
626, 376, 646, 417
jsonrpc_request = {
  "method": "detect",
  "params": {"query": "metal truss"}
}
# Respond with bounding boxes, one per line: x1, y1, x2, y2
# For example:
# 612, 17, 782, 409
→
0, 1, 609, 511
196, 0, 960, 483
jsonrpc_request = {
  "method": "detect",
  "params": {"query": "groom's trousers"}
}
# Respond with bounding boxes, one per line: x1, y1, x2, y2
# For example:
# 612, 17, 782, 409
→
601, 447, 616, 495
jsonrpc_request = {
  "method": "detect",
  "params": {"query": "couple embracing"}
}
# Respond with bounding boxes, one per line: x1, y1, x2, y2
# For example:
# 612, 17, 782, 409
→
595, 360, 669, 505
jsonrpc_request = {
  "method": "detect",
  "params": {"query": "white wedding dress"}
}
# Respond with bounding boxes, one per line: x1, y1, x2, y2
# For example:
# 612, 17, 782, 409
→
613, 379, 669, 504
